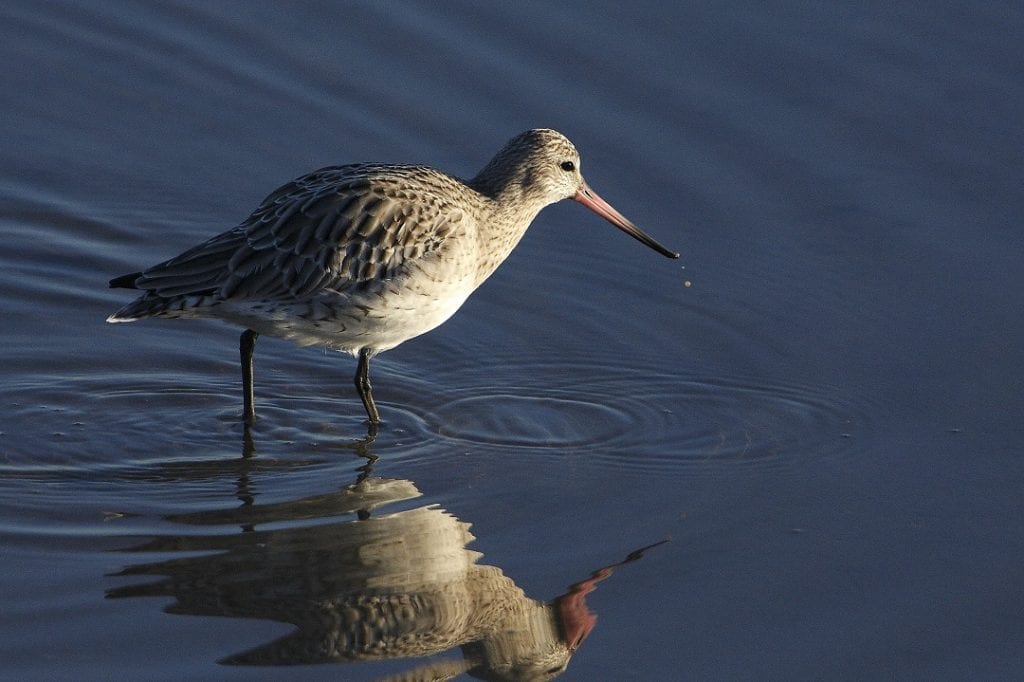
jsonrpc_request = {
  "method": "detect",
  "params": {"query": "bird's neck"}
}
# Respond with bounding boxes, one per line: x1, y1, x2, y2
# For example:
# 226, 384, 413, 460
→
469, 187, 547, 289
466, 162, 553, 287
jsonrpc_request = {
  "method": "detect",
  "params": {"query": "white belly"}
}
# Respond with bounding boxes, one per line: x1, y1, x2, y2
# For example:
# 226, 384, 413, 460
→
211, 276, 475, 355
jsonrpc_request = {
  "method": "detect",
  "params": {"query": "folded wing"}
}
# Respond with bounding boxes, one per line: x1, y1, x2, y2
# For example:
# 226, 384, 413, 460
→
112, 165, 464, 311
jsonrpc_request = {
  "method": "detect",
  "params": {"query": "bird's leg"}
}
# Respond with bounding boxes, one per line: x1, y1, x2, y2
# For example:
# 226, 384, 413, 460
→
240, 329, 259, 424
354, 348, 381, 428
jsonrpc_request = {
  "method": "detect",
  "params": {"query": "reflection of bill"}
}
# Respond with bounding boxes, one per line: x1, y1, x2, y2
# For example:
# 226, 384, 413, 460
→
108, 476, 665, 680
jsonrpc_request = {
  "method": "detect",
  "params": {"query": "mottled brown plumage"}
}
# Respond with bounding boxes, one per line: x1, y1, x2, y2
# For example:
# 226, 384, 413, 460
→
108, 129, 678, 427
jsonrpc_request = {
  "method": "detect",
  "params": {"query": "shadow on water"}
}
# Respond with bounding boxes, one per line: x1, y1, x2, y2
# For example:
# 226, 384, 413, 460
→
105, 429, 665, 680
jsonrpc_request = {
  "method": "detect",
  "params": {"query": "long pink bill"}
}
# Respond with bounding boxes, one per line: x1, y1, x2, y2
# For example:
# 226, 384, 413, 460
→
574, 180, 679, 259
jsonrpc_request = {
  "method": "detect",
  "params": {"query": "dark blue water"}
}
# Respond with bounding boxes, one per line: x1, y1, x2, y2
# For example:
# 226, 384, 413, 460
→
2, 2, 1022, 679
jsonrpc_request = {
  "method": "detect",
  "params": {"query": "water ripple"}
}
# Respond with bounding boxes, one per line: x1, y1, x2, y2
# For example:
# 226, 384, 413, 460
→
406, 356, 876, 475
1, 350, 879, 480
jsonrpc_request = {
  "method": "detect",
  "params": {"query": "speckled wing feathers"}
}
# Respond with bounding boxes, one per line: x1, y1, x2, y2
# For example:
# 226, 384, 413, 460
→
117, 165, 468, 314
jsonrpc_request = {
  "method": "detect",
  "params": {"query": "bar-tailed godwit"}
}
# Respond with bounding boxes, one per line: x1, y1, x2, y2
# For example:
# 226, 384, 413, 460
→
108, 129, 678, 428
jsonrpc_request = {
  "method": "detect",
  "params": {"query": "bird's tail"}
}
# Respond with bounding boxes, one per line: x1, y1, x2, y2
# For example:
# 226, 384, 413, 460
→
106, 271, 170, 322
107, 298, 163, 323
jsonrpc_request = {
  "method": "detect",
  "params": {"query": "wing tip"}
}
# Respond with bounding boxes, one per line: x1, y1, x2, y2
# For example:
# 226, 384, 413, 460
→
109, 272, 142, 289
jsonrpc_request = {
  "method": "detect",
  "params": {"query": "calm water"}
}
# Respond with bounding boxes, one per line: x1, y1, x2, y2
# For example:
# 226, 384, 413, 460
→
2, 2, 1022, 679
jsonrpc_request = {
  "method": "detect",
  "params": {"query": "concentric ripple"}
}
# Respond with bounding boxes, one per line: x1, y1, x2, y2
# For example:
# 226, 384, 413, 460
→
1, 350, 881, 480
413, 357, 878, 475
0, 373, 363, 469
434, 394, 630, 447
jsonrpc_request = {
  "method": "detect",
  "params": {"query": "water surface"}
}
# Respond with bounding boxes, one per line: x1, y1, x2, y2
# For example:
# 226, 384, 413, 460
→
2, 1, 1022, 679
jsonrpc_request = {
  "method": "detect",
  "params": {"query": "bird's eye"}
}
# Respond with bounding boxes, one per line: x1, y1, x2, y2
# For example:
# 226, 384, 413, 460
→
560, 161, 575, 172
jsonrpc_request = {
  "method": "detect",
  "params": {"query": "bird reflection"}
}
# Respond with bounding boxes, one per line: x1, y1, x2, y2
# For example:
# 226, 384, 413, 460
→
107, 452, 663, 680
